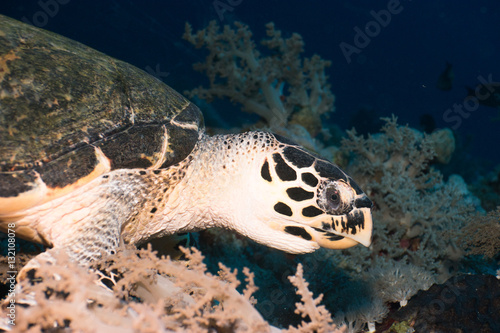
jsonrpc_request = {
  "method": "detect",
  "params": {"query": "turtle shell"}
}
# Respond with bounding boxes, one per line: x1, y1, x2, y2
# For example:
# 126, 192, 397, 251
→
0, 14, 204, 215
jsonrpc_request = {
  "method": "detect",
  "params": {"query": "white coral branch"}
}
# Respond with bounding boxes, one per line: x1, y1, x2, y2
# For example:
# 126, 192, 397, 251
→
285, 264, 345, 333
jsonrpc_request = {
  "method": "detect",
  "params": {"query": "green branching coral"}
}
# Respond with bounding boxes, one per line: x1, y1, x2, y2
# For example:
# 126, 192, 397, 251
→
183, 21, 334, 151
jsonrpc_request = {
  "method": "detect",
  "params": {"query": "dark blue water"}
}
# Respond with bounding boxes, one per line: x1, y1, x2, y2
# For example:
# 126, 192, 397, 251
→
1, 0, 499, 173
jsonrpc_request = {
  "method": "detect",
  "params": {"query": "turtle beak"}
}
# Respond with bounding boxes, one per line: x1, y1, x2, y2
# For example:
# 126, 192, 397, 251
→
334, 207, 372, 247
307, 198, 373, 250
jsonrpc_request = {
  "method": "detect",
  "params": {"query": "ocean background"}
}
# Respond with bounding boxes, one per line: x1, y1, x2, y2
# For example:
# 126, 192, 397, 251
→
1, 0, 498, 180
1, 1, 500, 331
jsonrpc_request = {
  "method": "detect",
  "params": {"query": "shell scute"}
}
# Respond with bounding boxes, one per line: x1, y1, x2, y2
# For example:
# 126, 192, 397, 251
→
0, 14, 203, 215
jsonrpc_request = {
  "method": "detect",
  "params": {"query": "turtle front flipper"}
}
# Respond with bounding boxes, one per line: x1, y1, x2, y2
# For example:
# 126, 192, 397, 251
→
9, 160, 195, 280
9, 169, 148, 281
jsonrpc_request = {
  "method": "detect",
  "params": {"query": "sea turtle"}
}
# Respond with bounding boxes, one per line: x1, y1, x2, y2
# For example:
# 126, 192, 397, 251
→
0, 14, 373, 276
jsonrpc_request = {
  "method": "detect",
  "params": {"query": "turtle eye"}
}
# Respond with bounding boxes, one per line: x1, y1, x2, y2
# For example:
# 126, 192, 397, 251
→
318, 181, 354, 215
327, 187, 341, 211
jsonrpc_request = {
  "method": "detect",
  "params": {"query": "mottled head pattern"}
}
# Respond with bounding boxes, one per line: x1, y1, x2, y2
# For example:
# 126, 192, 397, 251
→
258, 134, 373, 252
207, 132, 373, 254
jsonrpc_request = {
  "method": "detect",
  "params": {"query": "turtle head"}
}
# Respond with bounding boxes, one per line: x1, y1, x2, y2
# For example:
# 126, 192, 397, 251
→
228, 133, 373, 254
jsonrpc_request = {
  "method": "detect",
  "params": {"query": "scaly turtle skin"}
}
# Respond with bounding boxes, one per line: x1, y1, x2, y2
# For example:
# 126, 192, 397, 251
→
0, 15, 373, 272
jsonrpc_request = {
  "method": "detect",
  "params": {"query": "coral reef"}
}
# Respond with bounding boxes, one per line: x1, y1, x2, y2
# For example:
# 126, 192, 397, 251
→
183, 20, 335, 155
387, 274, 500, 332
457, 207, 500, 260
367, 261, 435, 308
286, 264, 344, 333
470, 164, 500, 211
0, 245, 344, 332
338, 116, 477, 280
427, 128, 455, 164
